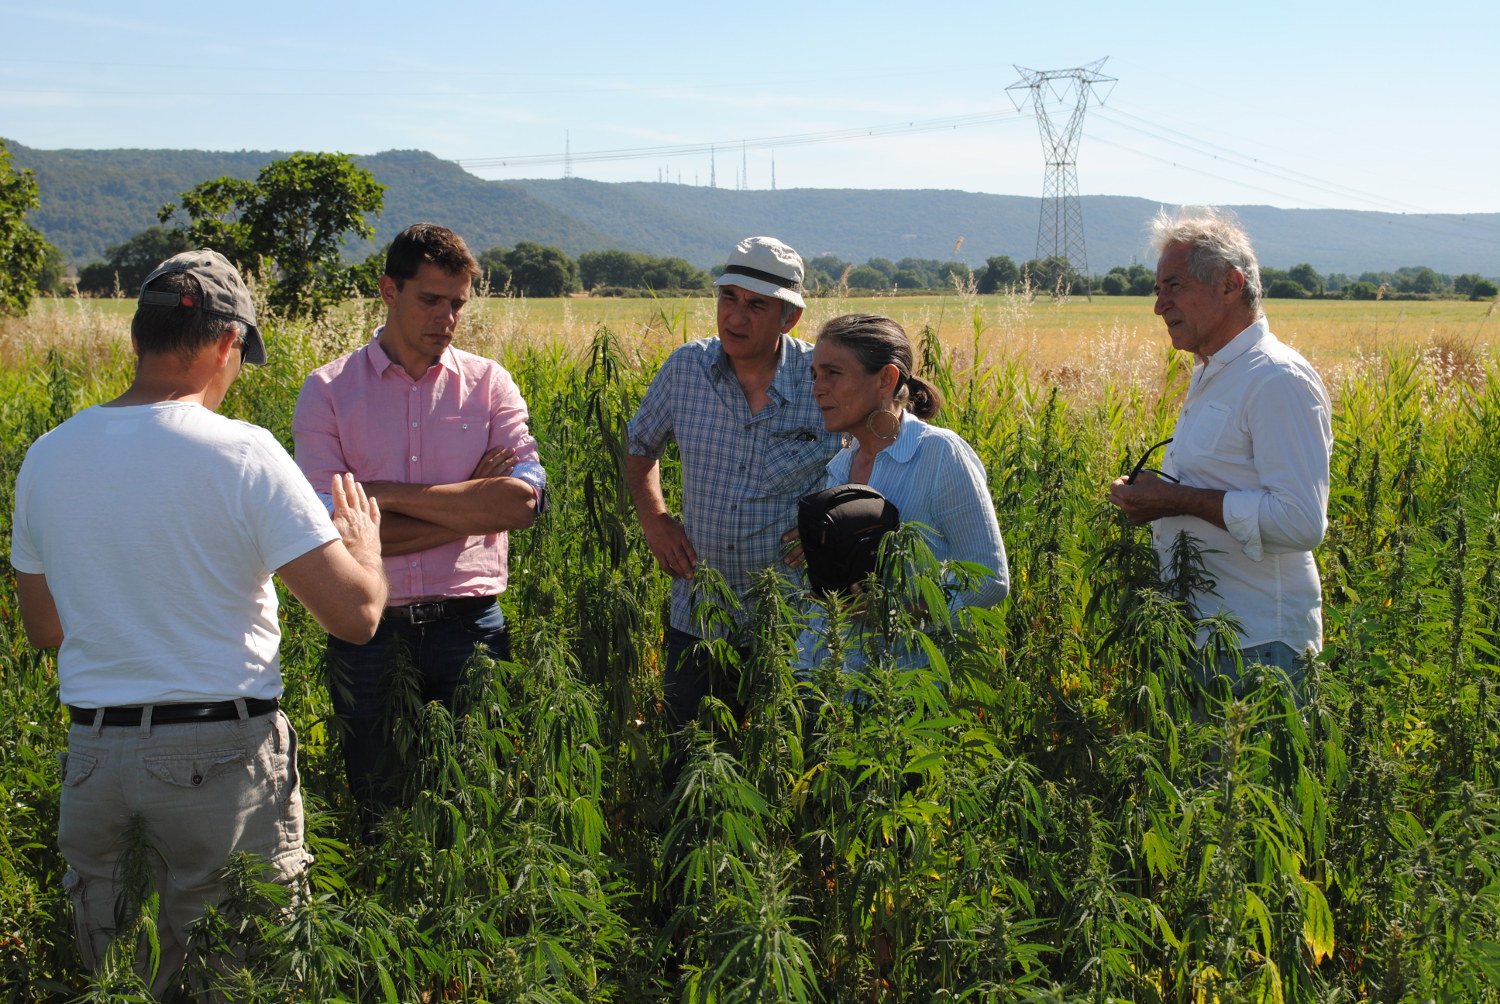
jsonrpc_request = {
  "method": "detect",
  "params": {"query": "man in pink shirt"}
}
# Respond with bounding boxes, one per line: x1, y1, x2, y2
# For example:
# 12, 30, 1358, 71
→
293, 223, 545, 828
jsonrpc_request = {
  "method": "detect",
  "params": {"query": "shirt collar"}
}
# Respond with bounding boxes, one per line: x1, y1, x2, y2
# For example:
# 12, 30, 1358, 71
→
882, 412, 923, 463
365, 326, 460, 378
1203, 316, 1270, 373
712, 333, 797, 401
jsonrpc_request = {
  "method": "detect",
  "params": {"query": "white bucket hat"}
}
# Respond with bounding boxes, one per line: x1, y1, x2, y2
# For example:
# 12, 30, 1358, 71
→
713, 235, 806, 309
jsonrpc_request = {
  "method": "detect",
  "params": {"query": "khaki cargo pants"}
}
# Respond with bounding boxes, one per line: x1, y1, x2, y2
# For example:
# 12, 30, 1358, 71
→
58, 706, 311, 997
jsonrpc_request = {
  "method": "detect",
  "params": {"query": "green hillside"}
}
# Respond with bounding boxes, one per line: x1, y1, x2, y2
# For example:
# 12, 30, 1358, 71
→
8, 140, 1499, 275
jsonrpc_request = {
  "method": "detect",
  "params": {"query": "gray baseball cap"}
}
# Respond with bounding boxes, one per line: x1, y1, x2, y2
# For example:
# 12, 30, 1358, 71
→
713, 235, 806, 309
138, 249, 266, 365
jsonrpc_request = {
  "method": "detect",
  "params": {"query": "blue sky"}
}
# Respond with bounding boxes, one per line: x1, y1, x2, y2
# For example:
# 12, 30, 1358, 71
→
3, 1, 1496, 218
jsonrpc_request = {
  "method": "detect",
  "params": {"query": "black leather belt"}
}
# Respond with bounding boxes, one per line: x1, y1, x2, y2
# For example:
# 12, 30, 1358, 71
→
68, 697, 279, 727
383, 594, 496, 625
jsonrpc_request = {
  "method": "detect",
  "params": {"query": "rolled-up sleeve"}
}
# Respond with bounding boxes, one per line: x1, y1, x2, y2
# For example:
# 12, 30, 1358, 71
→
1221, 370, 1332, 561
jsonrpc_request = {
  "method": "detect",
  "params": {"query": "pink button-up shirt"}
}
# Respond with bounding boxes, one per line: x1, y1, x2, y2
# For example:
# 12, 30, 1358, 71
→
293, 334, 543, 605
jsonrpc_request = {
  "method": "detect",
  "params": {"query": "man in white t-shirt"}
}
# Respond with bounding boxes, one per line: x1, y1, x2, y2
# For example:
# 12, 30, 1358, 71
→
10, 249, 388, 995
1108, 208, 1333, 700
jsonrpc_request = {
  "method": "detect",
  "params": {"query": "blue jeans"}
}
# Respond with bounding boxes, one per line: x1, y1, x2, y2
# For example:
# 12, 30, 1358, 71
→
1198, 640, 1307, 706
327, 602, 509, 825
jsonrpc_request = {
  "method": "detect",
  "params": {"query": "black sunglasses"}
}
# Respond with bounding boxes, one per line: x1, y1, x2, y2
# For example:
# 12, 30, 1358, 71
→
1126, 437, 1180, 485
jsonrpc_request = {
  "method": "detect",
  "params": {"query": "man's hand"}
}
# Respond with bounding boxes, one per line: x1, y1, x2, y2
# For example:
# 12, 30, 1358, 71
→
780, 526, 804, 568
470, 445, 518, 481
642, 511, 698, 579
331, 473, 383, 568
1108, 472, 1227, 529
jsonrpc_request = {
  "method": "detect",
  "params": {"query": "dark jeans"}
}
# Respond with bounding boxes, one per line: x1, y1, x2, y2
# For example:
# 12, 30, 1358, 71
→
327, 601, 509, 826
664, 627, 748, 734
662, 627, 745, 790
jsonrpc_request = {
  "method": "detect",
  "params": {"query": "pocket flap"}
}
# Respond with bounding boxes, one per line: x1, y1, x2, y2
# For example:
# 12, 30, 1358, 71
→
58, 751, 98, 787
145, 749, 246, 788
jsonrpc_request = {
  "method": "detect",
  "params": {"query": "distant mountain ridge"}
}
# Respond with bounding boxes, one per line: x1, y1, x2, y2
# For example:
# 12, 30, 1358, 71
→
9, 140, 1498, 277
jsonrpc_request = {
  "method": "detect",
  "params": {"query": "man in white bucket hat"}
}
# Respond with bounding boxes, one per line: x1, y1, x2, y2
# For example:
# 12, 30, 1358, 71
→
626, 236, 840, 777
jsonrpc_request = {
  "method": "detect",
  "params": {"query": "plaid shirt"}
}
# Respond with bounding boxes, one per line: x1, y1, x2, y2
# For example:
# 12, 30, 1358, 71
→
628, 335, 841, 634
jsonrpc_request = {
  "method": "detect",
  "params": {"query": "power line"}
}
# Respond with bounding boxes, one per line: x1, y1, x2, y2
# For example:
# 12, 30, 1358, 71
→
1093, 106, 1428, 215
453, 109, 1031, 172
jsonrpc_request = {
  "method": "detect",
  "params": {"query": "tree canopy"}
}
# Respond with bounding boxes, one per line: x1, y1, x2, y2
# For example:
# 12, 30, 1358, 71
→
578, 250, 708, 291
497, 242, 579, 298
159, 152, 385, 318
76, 226, 193, 296
0, 140, 55, 316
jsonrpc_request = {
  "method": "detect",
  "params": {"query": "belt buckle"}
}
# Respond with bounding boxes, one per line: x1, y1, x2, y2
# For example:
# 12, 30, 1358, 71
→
406, 600, 444, 624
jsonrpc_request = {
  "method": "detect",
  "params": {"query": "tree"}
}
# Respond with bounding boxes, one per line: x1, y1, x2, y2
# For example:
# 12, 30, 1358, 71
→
38, 245, 68, 297
476, 247, 513, 293
1345, 281, 1380, 300
160, 152, 385, 317
805, 255, 852, 291
1393, 266, 1443, 295
1287, 263, 1325, 296
1023, 256, 1074, 296
0, 139, 55, 316
503, 242, 578, 297
1100, 271, 1126, 295
1471, 279, 1499, 301
1126, 265, 1155, 296
579, 249, 646, 289
346, 245, 389, 299
77, 226, 194, 296
845, 265, 887, 290
977, 256, 1020, 294
641, 257, 708, 291
578, 250, 708, 292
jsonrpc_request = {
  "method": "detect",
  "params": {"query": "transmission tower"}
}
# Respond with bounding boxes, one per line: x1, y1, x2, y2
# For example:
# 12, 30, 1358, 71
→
1006, 58, 1115, 293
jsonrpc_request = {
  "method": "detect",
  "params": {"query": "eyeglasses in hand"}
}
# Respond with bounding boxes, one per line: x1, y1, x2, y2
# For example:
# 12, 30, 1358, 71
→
1126, 437, 1180, 485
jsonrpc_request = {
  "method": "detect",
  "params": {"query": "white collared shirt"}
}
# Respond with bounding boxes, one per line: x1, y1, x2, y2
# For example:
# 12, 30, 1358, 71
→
1154, 317, 1333, 651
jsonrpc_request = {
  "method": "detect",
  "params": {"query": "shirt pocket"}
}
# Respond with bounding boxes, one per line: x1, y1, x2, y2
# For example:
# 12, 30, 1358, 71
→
761, 427, 830, 496
1182, 400, 1249, 461
439, 412, 492, 441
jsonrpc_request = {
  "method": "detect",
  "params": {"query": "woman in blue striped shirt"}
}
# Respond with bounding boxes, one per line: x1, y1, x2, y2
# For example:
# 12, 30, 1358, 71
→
794, 313, 1009, 673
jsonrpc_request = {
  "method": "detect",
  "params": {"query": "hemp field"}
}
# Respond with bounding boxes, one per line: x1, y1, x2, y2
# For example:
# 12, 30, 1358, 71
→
2, 291, 1500, 1001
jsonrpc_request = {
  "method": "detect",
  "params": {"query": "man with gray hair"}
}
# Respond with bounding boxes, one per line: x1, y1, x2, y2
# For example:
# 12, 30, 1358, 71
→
11, 249, 388, 993
1108, 208, 1332, 698
627, 236, 841, 758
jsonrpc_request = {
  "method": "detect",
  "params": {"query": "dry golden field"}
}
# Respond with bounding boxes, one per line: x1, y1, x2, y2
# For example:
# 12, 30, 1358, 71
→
4, 291, 1495, 397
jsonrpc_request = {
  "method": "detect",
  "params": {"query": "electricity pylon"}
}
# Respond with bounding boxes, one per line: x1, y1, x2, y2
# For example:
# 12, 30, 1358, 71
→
1007, 58, 1115, 294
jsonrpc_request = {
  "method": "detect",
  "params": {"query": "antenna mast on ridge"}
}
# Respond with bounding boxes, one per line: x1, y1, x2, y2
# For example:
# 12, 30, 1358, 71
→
1006, 58, 1115, 294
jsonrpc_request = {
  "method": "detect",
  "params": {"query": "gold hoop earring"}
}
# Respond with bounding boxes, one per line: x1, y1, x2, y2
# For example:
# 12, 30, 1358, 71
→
866, 408, 900, 442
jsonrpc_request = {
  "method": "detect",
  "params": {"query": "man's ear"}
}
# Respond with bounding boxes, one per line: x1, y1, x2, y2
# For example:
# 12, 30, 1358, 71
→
1223, 269, 1246, 298
378, 274, 399, 309
781, 305, 804, 334
214, 328, 241, 366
